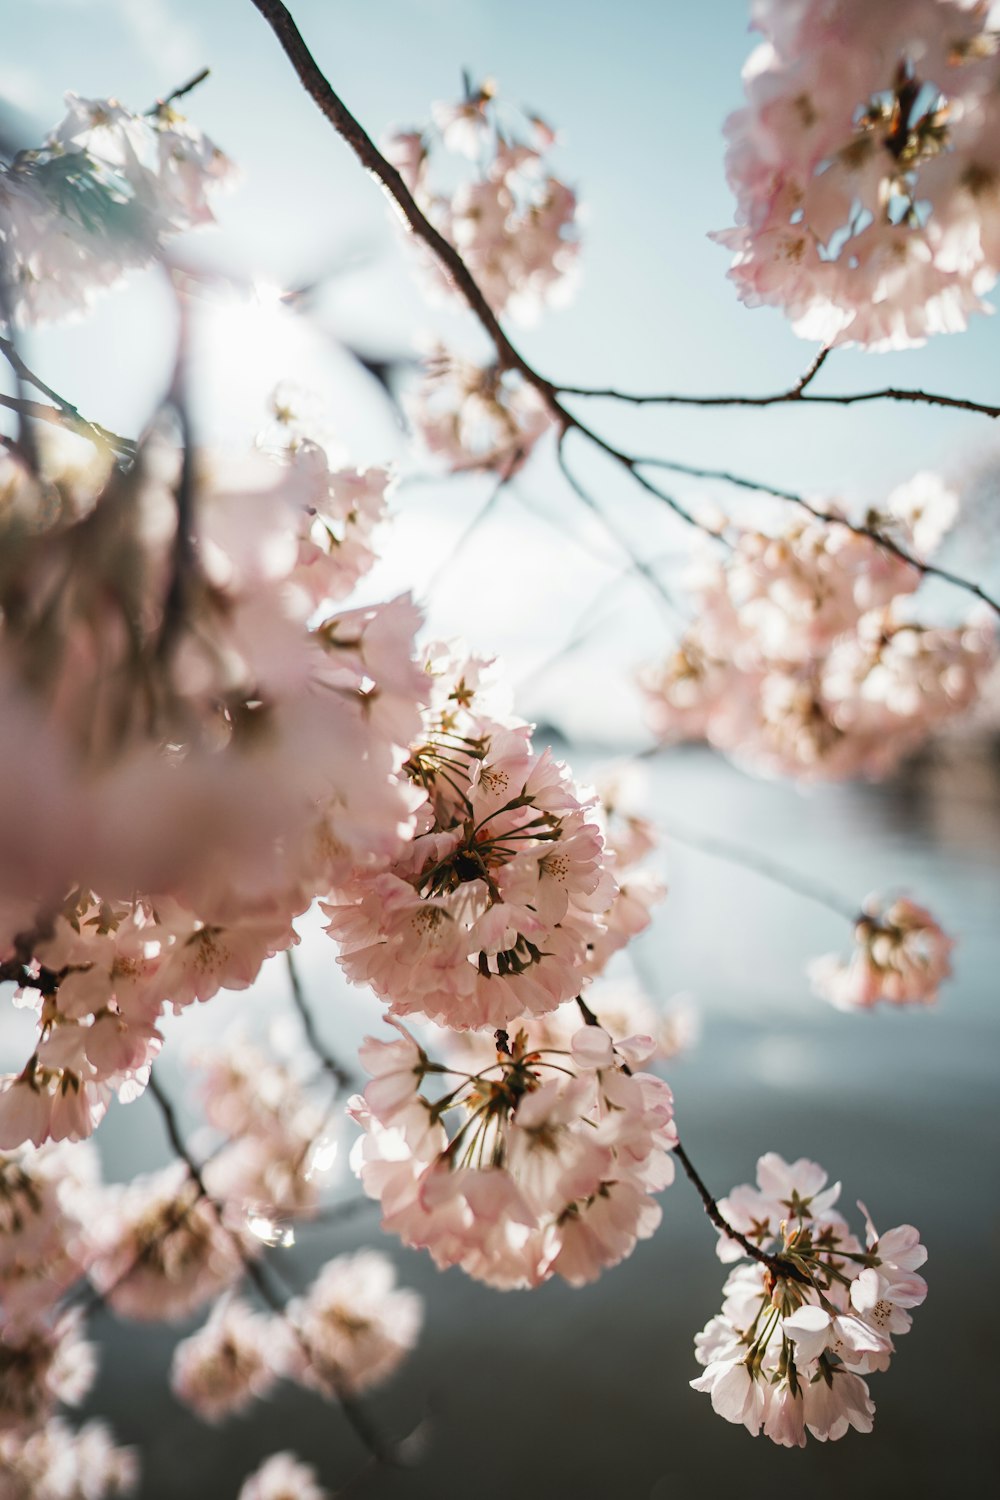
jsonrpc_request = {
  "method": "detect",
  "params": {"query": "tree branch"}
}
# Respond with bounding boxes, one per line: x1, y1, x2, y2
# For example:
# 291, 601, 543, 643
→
0, 386, 135, 460
555, 344, 1000, 419
146, 1070, 397, 1463
246, 0, 736, 549
574, 994, 811, 1285
628, 453, 1000, 619
285, 950, 356, 1092
672, 1139, 811, 1285
661, 816, 861, 924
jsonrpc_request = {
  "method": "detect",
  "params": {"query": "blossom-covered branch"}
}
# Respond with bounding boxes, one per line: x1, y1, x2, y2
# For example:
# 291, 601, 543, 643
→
146, 1071, 399, 1466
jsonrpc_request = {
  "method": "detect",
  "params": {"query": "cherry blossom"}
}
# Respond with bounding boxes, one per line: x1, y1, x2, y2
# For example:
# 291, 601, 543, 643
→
810, 895, 954, 1010
325, 647, 619, 1031
87, 1164, 247, 1322
237, 1452, 327, 1500
405, 348, 551, 475
349, 1020, 676, 1289
0, 93, 234, 326
0, 1418, 137, 1500
0, 1311, 95, 1435
170, 1298, 285, 1423
718, 0, 1000, 347
692, 1154, 928, 1444
0, 1141, 99, 1320
385, 80, 580, 320
641, 499, 996, 781
285, 1250, 423, 1396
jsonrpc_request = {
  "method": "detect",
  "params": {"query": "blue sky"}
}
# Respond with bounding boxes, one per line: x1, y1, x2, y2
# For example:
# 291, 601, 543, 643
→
5, 0, 1000, 738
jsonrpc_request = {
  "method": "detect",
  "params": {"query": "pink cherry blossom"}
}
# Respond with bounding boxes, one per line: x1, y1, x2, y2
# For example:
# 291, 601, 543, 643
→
810, 895, 953, 1010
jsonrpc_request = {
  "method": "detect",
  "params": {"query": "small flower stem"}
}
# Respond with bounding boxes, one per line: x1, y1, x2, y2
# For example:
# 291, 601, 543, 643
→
146, 1071, 398, 1463
285, 949, 355, 1092
672, 1138, 811, 1286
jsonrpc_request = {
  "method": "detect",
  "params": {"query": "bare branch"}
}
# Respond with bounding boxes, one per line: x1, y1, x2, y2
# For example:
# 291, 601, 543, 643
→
556, 366, 1000, 420
575, 994, 811, 1284
555, 433, 681, 616
146, 1071, 398, 1463
630, 452, 1000, 618
661, 815, 861, 924
422, 456, 519, 597
146, 68, 212, 115
0, 379, 136, 460
285, 950, 356, 1092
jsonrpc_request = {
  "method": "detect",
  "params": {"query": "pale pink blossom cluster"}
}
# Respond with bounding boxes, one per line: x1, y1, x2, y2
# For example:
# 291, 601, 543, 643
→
195, 1033, 336, 1225
0, 1140, 98, 1319
0, 1417, 137, 1500
0, 435, 424, 1150
0, 1140, 134, 1488
640, 484, 995, 780
405, 346, 551, 475
285, 1249, 423, 1396
169, 1297, 286, 1422
0, 1141, 102, 1448
325, 646, 627, 1032
0, 93, 234, 325
349, 1017, 676, 1289
385, 80, 580, 321
87, 1163, 248, 1323
810, 895, 953, 1010
429, 977, 697, 1077
693, 1153, 928, 1444
260, 387, 393, 604
237, 1451, 327, 1500
718, 0, 1000, 348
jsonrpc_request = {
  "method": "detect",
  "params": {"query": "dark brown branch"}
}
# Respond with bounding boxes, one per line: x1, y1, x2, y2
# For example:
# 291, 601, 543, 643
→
556, 375, 1000, 420
147, 68, 211, 114
672, 1139, 811, 1285
574, 992, 812, 1285
0, 387, 136, 459
629, 451, 1000, 619
246, 0, 730, 549
285, 950, 355, 1092
147, 1071, 396, 1462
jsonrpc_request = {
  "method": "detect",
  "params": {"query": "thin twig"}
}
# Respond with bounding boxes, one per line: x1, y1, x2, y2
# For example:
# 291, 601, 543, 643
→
147, 68, 212, 114
0, 389, 135, 459
246, 0, 728, 549
629, 453, 1000, 618
672, 1139, 811, 1285
662, 816, 861, 924
555, 432, 680, 616
285, 950, 356, 1092
422, 456, 518, 597
555, 341, 1000, 420
146, 1071, 395, 1462
574, 993, 811, 1285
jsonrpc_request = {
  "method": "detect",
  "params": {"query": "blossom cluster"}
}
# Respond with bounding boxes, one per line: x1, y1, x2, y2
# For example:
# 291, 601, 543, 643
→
0, 429, 420, 1150
640, 475, 995, 780
810, 894, 954, 1011
0, 1024, 424, 1486
386, 79, 580, 322
324, 645, 655, 1033
0, 93, 234, 325
349, 1017, 677, 1289
718, 0, 1000, 348
692, 1153, 928, 1445
405, 344, 552, 475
